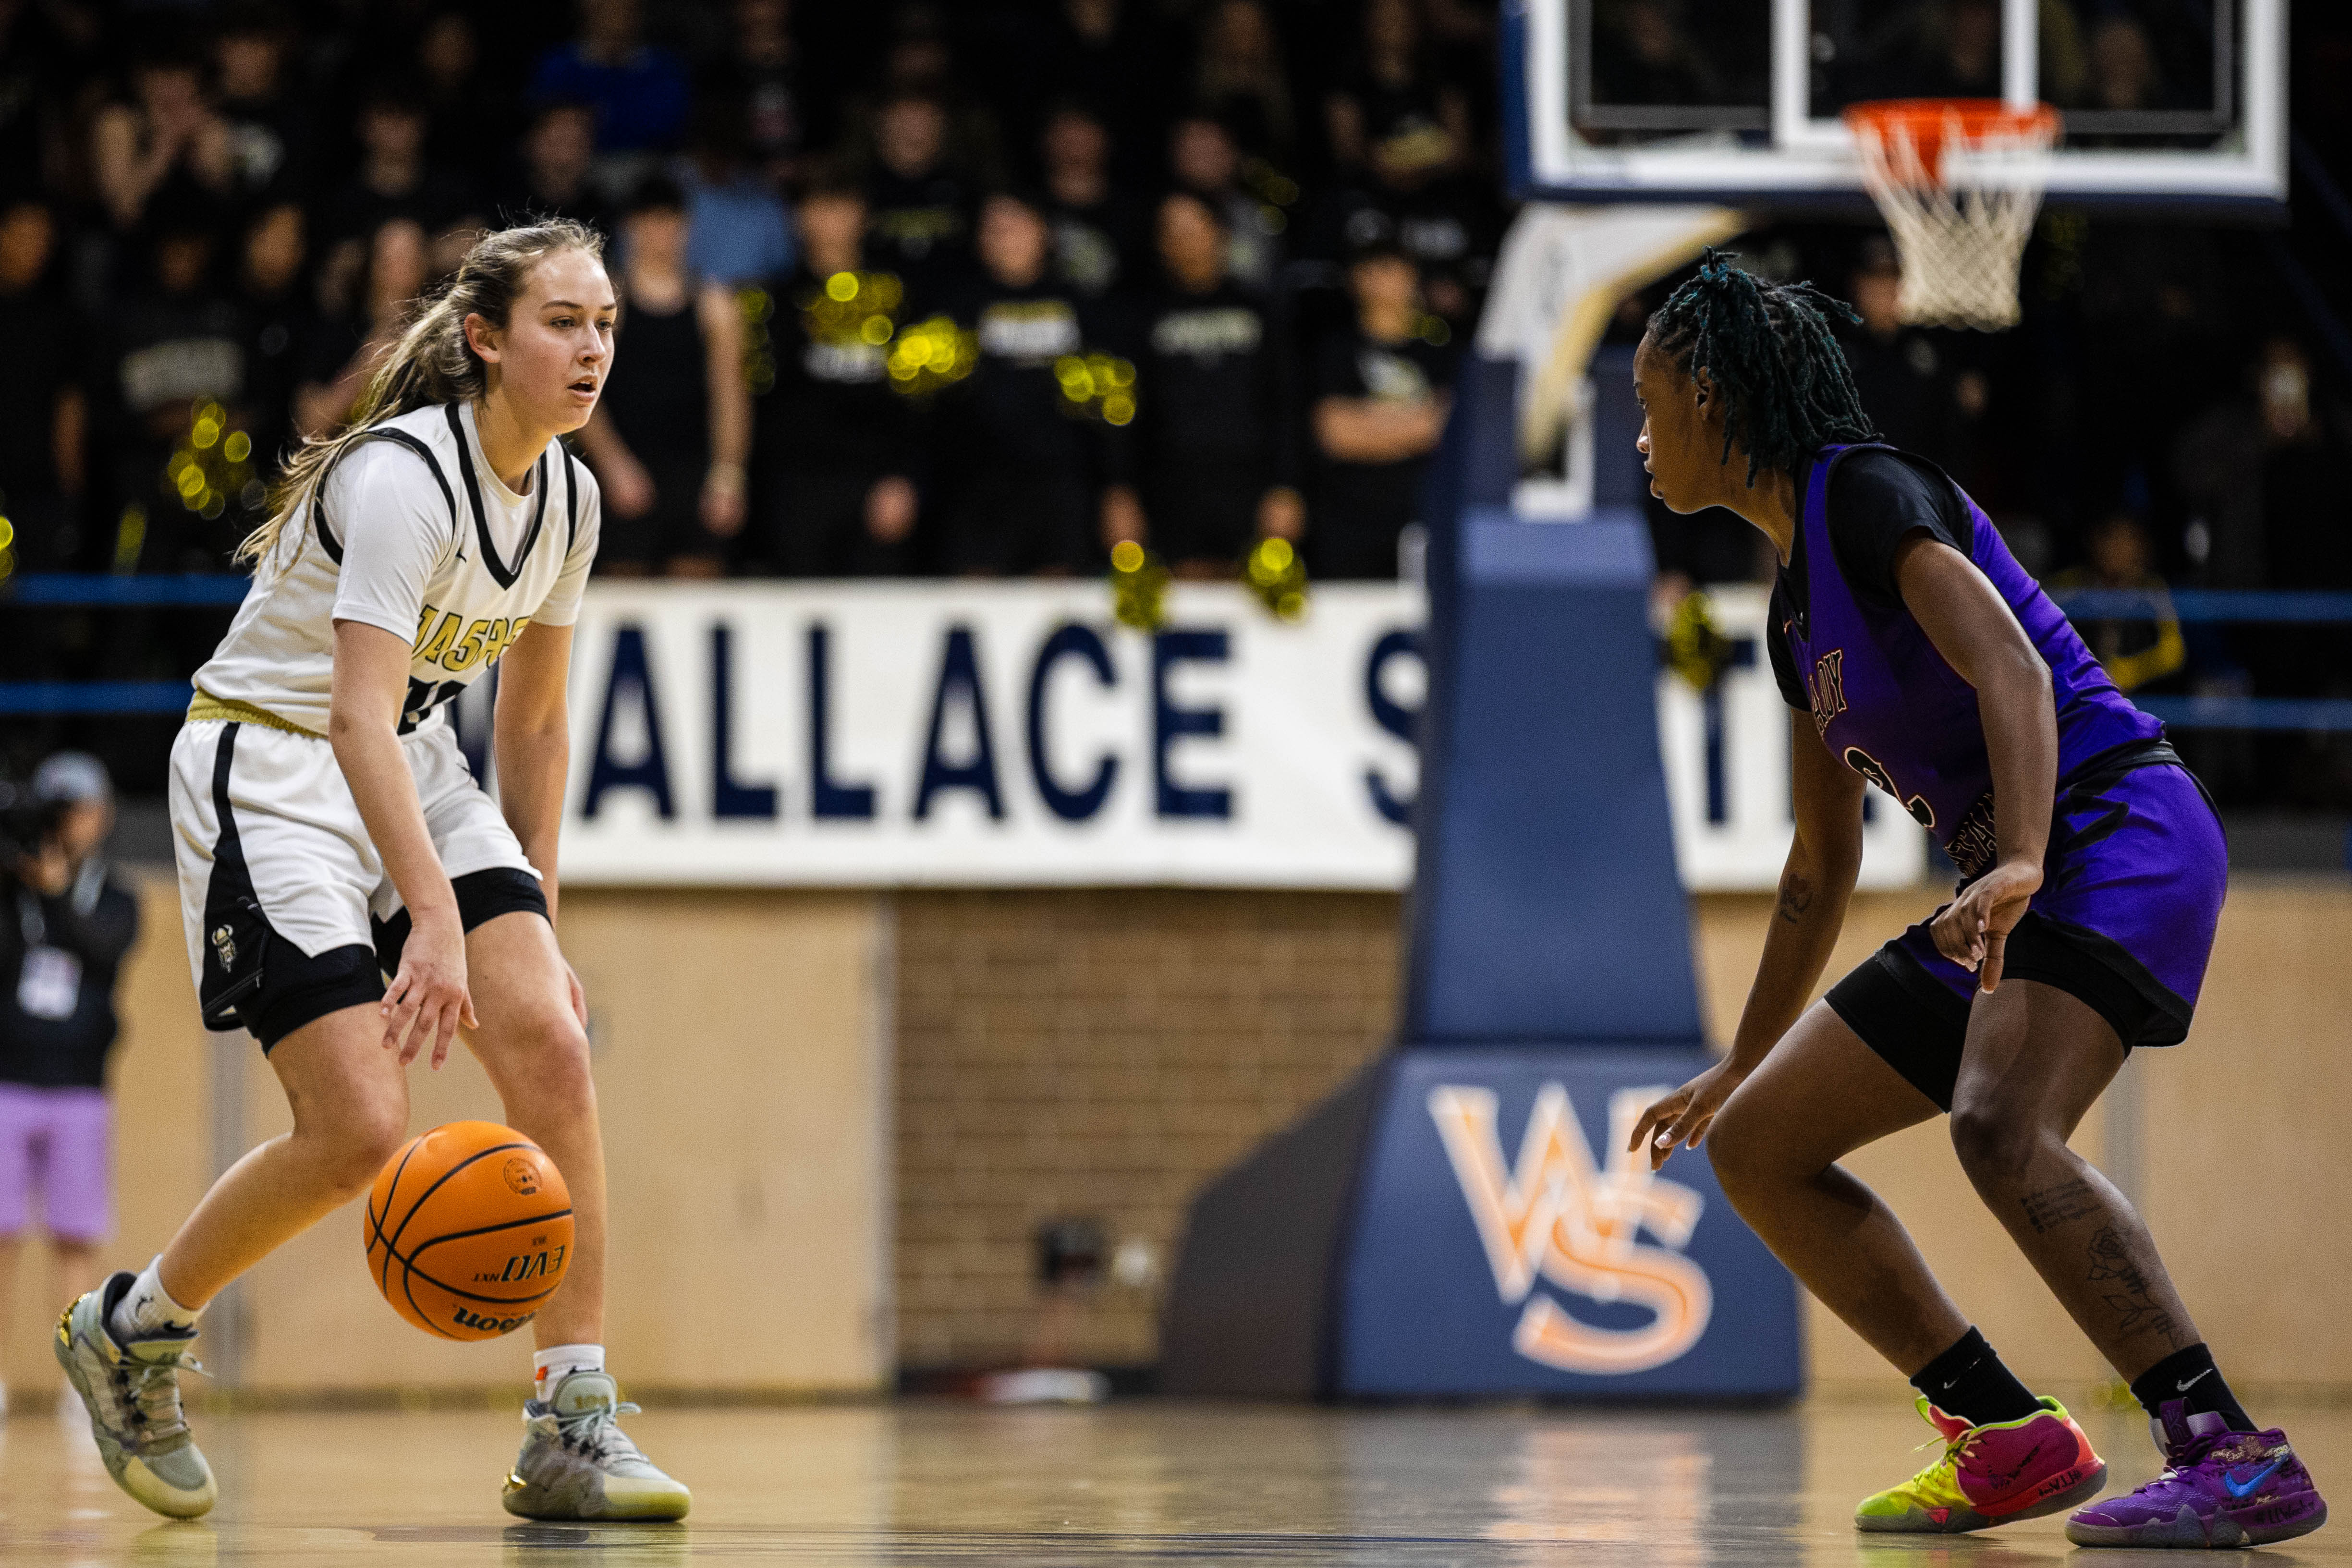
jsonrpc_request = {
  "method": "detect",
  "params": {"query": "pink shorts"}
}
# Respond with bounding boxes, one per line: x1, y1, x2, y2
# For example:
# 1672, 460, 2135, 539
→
0, 1084, 112, 1242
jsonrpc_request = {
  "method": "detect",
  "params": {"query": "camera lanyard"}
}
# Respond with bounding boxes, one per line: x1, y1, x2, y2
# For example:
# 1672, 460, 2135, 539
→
16, 860, 102, 945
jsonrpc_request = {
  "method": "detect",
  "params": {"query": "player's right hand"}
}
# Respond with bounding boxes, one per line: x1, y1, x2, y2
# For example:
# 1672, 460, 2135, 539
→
1627, 1058, 1749, 1172
381, 907, 477, 1069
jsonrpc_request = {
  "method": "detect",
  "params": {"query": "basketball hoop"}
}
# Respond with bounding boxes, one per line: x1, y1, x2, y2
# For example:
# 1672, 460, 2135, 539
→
1844, 99, 2060, 331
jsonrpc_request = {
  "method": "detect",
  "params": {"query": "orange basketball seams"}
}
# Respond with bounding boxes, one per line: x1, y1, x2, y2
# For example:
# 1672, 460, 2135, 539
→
364, 1120, 574, 1341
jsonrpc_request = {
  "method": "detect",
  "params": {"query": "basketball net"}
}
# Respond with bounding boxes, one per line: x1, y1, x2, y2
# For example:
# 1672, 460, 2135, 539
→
1845, 100, 2060, 331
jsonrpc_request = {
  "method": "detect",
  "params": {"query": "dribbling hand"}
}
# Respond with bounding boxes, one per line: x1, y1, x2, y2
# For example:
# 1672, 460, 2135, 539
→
381, 908, 476, 1069
1928, 859, 2041, 991
1627, 1058, 1749, 1173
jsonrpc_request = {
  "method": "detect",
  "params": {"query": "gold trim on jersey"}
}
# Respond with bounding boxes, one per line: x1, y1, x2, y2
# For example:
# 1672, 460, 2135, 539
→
186, 690, 326, 740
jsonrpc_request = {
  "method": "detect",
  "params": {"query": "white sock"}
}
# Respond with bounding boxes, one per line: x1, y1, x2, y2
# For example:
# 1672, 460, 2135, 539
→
110, 1258, 201, 1343
533, 1343, 605, 1400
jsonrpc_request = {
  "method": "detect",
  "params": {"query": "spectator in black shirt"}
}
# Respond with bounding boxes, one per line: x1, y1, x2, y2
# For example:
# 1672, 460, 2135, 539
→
933, 191, 1109, 575
317, 85, 482, 293
1041, 0, 1178, 182
0, 199, 86, 572
1103, 192, 1297, 576
417, 11, 515, 191
747, 179, 920, 576
1169, 114, 1282, 292
1300, 160, 1500, 331
91, 42, 232, 234
235, 201, 310, 475
213, 7, 310, 203
724, 0, 808, 188
1326, 0, 1473, 179
577, 177, 751, 577
1843, 237, 1982, 481
1191, 0, 1296, 169
498, 101, 610, 234
0, 751, 139, 1404
293, 217, 428, 441
862, 90, 975, 298
1309, 243, 1453, 580
97, 200, 246, 571
1041, 103, 1144, 300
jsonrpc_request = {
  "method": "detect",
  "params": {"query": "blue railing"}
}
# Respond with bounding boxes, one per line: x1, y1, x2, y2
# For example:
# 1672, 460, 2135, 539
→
0, 681, 194, 715
5, 572, 253, 606
2050, 588, 2352, 624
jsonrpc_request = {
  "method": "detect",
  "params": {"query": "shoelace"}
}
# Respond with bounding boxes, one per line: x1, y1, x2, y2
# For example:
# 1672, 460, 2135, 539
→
2140, 1431, 2233, 1496
553, 1398, 644, 1464
1912, 1426, 1985, 1473
114, 1350, 208, 1446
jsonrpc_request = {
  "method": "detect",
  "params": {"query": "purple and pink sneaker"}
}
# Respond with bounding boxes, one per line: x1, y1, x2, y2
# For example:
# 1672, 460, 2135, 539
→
2067, 1398, 2327, 1548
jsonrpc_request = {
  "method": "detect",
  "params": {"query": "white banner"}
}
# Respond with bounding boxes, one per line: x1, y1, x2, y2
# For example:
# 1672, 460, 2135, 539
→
538, 581, 1922, 891
550, 583, 1426, 888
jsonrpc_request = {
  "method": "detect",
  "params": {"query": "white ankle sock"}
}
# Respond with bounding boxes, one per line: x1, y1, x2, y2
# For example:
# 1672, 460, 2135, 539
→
533, 1343, 605, 1399
110, 1258, 201, 1342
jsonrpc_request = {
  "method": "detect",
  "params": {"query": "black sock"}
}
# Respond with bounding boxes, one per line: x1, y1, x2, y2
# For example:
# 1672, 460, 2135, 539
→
1910, 1326, 2044, 1428
2131, 1343, 2256, 1433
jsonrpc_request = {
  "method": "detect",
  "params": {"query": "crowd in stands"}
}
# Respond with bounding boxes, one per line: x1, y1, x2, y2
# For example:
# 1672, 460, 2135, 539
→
0, 0, 2345, 810
0, 0, 1501, 588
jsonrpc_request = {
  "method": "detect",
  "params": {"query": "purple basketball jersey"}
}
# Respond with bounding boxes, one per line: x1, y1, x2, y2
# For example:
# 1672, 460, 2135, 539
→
1782, 444, 2163, 877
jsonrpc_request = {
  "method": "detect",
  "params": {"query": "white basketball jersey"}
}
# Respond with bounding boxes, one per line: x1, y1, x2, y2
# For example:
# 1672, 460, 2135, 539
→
194, 401, 601, 737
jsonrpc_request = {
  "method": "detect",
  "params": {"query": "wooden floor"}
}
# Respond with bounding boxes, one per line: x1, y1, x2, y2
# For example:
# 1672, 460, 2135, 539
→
0, 1397, 2343, 1564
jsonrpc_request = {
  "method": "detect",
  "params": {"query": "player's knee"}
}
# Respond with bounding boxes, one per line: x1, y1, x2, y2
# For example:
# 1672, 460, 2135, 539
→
507, 1008, 596, 1116
317, 1100, 411, 1196
1947, 1099, 2045, 1190
1702, 1095, 1776, 1207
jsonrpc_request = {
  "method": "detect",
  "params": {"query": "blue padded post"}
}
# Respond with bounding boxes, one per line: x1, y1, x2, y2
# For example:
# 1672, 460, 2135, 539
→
1401, 359, 1704, 1046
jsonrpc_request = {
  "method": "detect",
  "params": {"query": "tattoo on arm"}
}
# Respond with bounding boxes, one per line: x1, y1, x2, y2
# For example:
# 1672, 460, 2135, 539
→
1776, 869, 1813, 925
2021, 1175, 2100, 1233
2086, 1224, 2188, 1350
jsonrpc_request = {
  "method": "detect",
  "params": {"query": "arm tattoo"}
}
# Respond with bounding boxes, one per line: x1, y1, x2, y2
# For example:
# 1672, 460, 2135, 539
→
2086, 1224, 2187, 1349
1776, 868, 1814, 925
2021, 1176, 2100, 1233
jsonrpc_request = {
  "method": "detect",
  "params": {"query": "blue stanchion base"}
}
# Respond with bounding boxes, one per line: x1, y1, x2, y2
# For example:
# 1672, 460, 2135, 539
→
1337, 1044, 1802, 1400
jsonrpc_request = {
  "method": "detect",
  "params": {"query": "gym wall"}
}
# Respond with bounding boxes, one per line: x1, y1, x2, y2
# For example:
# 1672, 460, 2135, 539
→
13, 874, 2347, 1399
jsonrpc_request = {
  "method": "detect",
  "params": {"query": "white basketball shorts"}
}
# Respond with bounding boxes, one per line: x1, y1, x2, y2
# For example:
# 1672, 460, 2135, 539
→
167, 716, 545, 1049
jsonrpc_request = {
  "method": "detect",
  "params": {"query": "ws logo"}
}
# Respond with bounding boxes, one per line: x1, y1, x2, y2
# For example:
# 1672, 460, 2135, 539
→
1428, 1083, 1711, 1375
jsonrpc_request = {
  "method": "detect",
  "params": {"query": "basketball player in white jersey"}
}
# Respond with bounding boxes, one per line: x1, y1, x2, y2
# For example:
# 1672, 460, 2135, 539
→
54, 219, 690, 1523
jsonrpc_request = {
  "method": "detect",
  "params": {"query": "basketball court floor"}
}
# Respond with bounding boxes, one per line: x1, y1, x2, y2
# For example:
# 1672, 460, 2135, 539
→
0, 1397, 2342, 1564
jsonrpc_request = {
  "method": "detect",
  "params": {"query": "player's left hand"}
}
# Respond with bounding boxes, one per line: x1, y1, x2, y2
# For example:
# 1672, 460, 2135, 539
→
563, 960, 587, 1031
1929, 859, 2041, 991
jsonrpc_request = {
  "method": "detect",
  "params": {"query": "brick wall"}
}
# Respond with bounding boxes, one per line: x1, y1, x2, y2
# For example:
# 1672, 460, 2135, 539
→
894, 889, 1403, 1371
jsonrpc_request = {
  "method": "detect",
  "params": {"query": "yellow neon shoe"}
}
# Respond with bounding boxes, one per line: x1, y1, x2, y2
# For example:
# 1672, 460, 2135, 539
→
1856, 1396, 2107, 1533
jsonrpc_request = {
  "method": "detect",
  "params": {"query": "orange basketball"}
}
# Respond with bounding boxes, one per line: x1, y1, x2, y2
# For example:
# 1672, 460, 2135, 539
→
364, 1120, 574, 1341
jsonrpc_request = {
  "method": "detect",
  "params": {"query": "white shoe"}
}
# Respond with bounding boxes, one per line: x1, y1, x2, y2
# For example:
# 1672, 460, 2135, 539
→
53, 1271, 215, 1518
501, 1369, 689, 1521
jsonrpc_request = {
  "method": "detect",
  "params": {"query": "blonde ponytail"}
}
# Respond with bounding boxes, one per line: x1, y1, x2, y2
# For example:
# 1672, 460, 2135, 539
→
236, 218, 607, 568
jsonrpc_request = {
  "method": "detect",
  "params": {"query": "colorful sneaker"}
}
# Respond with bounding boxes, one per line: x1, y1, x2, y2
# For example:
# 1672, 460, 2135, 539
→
2066, 1398, 2327, 1547
1855, 1396, 2107, 1533
52, 1271, 216, 1519
502, 1369, 691, 1521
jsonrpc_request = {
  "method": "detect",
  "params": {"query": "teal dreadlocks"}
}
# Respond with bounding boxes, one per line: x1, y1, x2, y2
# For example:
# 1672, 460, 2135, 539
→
1645, 248, 1880, 483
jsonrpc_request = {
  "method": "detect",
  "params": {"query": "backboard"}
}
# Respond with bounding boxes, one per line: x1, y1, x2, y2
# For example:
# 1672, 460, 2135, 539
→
1503, 0, 2287, 211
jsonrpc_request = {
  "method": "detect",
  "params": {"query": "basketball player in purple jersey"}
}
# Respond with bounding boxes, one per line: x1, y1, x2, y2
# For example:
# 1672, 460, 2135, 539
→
1625, 253, 2325, 1549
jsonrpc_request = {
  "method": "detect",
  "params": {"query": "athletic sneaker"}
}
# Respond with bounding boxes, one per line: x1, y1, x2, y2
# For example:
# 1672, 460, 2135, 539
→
1855, 1395, 2106, 1533
502, 1369, 691, 1521
52, 1271, 216, 1519
2067, 1398, 2327, 1548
